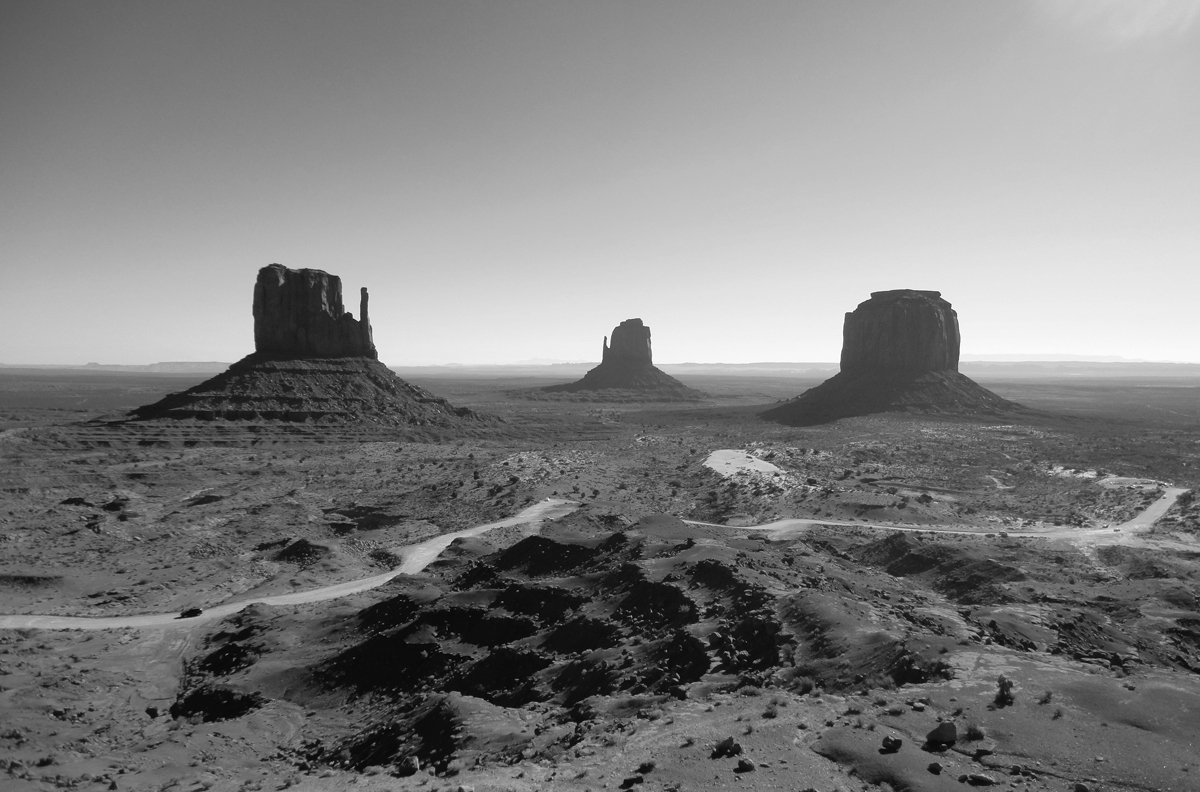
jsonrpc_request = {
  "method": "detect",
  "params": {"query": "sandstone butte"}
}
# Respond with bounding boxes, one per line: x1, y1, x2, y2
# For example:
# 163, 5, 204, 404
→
543, 318, 703, 398
128, 265, 483, 427
252, 263, 377, 360
762, 289, 1018, 426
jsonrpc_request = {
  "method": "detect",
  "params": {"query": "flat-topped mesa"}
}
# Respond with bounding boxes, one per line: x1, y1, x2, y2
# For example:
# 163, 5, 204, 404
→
840, 289, 959, 375
602, 318, 653, 367
253, 264, 376, 359
761, 289, 1018, 426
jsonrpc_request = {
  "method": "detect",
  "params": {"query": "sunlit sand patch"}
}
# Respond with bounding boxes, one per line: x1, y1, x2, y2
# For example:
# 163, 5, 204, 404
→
703, 448, 784, 477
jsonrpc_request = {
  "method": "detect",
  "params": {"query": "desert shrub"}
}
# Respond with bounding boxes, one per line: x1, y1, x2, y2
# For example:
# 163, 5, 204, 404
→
1038, 690, 1053, 705
994, 674, 1015, 707
964, 722, 987, 741
777, 669, 815, 694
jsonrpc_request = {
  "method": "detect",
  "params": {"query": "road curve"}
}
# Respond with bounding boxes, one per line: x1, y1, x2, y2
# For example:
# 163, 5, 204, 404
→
0, 498, 579, 632
0, 486, 1188, 633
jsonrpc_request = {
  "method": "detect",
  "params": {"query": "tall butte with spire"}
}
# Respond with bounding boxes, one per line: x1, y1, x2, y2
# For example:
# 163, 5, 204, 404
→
542, 318, 703, 399
130, 264, 484, 426
251, 263, 377, 359
761, 289, 1017, 426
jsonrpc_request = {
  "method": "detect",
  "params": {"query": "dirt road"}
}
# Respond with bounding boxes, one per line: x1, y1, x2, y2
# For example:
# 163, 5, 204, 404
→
686, 487, 1188, 543
0, 498, 578, 632
0, 483, 1187, 633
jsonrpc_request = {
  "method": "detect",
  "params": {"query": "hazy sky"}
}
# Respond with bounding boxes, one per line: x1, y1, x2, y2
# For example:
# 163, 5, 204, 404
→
3, 1, 1198, 365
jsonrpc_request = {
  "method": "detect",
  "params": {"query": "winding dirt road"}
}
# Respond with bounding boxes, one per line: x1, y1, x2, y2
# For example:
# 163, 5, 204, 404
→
684, 487, 1188, 542
0, 498, 579, 632
0, 477, 1188, 633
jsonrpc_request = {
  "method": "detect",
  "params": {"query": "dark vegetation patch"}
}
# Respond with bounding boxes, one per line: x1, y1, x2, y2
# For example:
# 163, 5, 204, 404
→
542, 616, 622, 653
319, 636, 463, 696
274, 538, 332, 567
448, 648, 552, 707
494, 583, 586, 623
615, 580, 700, 629
493, 535, 601, 576
358, 592, 426, 634
170, 684, 265, 722
0, 574, 62, 589
197, 642, 260, 676
417, 607, 539, 647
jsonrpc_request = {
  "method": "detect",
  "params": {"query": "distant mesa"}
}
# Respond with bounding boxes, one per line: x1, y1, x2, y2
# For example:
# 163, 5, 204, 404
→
761, 289, 1018, 426
130, 264, 485, 427
541, 318, 704, 400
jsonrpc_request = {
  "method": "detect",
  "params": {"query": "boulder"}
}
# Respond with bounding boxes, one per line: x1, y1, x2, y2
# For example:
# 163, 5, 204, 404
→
253, 263, 376, 359
926, 721, 958, 745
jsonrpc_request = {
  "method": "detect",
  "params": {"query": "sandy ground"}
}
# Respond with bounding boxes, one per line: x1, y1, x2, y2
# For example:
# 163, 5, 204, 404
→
2, 374, 1200, 792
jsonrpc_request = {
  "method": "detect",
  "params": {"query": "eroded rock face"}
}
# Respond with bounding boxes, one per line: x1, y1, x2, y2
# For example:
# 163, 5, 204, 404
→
762, 289, 1016, 426
253, 264, 376, 359
840, 290, 959, 375
602, 319, 653, 366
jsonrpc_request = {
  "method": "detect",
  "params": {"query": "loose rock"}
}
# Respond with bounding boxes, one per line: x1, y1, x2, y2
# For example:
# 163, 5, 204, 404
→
711, 736, 743, 759
926, 721, 958, 745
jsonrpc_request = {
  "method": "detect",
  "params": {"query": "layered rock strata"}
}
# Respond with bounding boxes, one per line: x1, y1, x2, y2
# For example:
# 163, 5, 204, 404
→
762, 290, 1016, 426
131, 265, 484, 426
543, 318, 703, 399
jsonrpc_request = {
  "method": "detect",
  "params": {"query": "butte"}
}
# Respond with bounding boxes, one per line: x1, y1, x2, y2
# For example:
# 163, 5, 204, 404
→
761, 289, 1018, 426
131, 264, 484, 427
542, 318, 703, 399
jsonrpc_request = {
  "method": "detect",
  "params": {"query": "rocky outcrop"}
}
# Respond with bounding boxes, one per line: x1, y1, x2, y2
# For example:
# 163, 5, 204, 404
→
602, 319, 653, 366
542, 318, 703, 400
762, 290, 1018, 426
130, 264, 487, 427
253, 264, 376, 359
840, 290, 959, 375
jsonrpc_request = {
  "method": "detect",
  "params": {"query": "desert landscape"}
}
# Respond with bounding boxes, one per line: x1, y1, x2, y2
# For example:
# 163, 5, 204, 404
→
2, 267, 1199, 792
5, 4, 1199, 792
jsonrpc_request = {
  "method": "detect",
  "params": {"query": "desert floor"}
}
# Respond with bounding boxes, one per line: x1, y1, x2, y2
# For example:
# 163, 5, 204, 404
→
1, 368, 1199, 792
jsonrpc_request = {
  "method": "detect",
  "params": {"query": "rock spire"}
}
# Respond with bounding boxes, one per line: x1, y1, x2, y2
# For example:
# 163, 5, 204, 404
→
761, 289, 1017, 426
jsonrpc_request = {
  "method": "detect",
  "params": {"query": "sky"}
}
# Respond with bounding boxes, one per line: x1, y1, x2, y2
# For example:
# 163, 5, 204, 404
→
2, 0, 1198, 366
